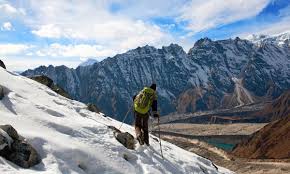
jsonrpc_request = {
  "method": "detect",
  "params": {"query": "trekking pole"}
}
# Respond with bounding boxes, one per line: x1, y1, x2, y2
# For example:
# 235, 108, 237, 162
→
157, 116, 164, 159
119, 103, 133, 130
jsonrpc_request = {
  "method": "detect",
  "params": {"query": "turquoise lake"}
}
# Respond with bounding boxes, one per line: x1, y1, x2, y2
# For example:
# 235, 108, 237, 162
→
205, 140, 236, 151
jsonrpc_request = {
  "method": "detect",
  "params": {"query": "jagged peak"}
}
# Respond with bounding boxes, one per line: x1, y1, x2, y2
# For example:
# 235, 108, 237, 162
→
194, 37, 213, 47
163, 43, 183, 49
162, 43, 186, 56
79, 58, 98, 67
136, 44, 157, 52
187, 37, 214, 55
125, 44, 158, 55
234, 37, 242, 41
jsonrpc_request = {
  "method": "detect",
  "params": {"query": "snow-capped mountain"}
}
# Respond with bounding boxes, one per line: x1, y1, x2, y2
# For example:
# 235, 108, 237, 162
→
247, 31, 290, 47
0, 68, 232, 174
79, 58, 99, 67
22, 35, 290, 122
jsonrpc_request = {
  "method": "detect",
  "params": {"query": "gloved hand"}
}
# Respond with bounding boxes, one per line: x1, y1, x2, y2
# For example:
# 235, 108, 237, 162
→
153, 113, 159, 118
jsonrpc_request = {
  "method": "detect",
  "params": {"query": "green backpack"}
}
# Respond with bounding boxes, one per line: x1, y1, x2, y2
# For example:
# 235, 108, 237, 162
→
134, 87, 155, 114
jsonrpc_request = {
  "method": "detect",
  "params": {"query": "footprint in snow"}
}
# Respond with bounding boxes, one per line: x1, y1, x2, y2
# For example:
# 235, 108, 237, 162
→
53, 99, 67, 106
35, 105, 65, 117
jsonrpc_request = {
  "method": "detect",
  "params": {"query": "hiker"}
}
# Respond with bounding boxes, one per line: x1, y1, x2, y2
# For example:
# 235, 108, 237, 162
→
133, 83, 159, 146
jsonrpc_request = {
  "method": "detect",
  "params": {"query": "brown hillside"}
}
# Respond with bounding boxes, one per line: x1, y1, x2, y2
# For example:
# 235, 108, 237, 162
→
241, 89, 290, 122
232, 114, 290, 159
266, 89, 290, 121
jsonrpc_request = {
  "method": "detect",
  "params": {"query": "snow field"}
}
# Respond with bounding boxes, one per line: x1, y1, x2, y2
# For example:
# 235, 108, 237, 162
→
0, 68, 232, 174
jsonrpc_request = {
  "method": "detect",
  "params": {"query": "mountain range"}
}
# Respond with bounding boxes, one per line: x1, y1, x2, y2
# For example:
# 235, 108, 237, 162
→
22, 33, 290, 122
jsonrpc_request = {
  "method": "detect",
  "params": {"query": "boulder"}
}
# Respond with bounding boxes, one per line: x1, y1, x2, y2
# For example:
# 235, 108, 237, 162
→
0, 85, 4, 100
0, 59, 6, 69
0, 125, 41, 168
109, 126, 135, 150
0, 133, 10, 150
87, 103, 101, 113
7, 140, 41, 168
0, 125, 19, 140
0, 128, 14, 157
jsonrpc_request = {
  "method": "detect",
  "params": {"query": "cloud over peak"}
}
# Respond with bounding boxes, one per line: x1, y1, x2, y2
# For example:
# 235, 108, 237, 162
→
179, 0, 271, 35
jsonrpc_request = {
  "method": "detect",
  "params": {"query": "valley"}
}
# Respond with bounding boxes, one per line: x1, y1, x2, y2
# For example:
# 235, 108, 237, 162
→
152, 123, 264, 152
153, 90, 290, 173
153, 123, 290, 174
161, 134, 290, 174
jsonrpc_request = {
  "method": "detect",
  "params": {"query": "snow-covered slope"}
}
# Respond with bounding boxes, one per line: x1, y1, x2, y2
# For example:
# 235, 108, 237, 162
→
247, 31, 290, 47
0, 68, 232, 174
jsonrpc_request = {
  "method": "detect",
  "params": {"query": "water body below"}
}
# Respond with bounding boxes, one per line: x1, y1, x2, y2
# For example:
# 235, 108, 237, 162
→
204, 140, 236, 151
157, 131, 250, 151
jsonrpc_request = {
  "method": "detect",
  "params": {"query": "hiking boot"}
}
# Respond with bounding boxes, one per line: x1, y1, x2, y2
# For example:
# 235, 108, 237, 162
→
137, 135, 144, 145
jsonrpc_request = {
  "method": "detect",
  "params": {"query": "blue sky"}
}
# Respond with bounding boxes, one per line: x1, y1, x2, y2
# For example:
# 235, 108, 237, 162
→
0, 0, 290, 71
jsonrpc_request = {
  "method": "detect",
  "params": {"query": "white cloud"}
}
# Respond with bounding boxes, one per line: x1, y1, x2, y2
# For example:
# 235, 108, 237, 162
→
239, 17, 290, 38
179, 0, 271, 35
256, 18, 290, 35
35, 43, 116, 61
0, 3, 18, 14
108, 0, 186, 19
1, 57, 80, 71
1, 21, 13, 31
3, 0, 289, 72
31, 24, 63, 38
0, 3, 26, 16
238, 4, 290, 37
26, 0, 173, 52
0, 44, 31, 56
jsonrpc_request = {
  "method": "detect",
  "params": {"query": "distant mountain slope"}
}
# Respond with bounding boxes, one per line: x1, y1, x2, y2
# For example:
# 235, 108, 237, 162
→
232, 114, 290, 159
0, 68, 232, 174
160, 89, 290, 124
22, 33, 290, 122
251, 90, 290, 121
232, 90, 290, 159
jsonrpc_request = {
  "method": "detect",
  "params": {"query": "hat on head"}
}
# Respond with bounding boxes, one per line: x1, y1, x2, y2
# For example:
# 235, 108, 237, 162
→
150, 83, 156, 90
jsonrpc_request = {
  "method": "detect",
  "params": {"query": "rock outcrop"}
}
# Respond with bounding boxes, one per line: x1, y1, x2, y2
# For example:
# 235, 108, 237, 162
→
0, 85, 4, 100
0, 125, 41, 168
87, 103, 101, 113
30, 75, 71, 99
0, 59, 6, 69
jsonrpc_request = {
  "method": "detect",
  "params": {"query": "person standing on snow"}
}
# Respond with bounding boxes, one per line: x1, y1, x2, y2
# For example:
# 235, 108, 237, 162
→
133, 83, 159, 146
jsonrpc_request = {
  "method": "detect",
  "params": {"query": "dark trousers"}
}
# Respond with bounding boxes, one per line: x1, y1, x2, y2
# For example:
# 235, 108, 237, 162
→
134, 112, 149, 145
